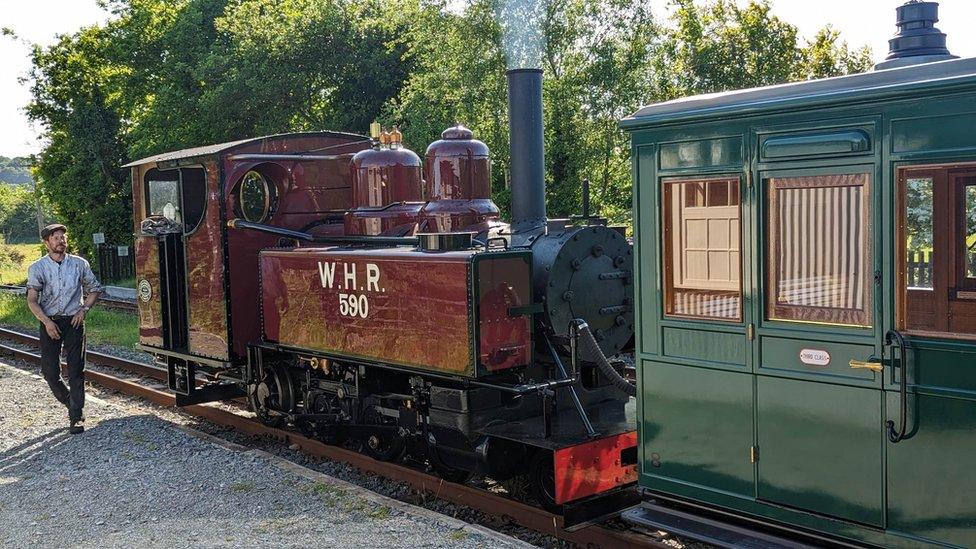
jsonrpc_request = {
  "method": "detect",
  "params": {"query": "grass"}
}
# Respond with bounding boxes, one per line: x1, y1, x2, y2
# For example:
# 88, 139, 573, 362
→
0, 292, 138, 349
112, 276, 137, 288
0, 243, 42, 286
231, 481, 255, 493
368, 505, 391, 520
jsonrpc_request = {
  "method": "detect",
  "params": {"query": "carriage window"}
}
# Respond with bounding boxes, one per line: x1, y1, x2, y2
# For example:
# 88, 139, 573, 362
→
662, 177, 742, 321
905, 177, 934, 289
899, 167, 976, 338
766, 173, 872, 326
964, 182, 976, 279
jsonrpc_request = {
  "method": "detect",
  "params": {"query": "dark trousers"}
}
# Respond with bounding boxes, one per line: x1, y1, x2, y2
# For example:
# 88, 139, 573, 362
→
39, 316, 86, 421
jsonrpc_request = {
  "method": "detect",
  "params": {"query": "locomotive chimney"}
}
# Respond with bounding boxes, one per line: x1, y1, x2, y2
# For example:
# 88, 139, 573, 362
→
875, 1, 957, 70
507, 68, 547, 232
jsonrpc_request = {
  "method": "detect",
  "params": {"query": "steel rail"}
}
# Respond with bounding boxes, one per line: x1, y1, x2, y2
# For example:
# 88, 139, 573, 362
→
0, 327, 660, 549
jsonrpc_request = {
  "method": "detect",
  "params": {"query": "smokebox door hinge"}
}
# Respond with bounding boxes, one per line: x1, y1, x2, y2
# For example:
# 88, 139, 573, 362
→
750, 445, 759, 463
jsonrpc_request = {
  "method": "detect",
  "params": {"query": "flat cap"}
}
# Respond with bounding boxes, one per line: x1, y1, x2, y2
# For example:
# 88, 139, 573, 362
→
41, 223, 67, 239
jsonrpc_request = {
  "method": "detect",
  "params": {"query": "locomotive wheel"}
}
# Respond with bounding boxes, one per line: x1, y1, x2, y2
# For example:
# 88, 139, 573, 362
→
361, 407, 405, 462
363, 432, 405, 462
529, 450, 562, 514
247, 364, 295, 428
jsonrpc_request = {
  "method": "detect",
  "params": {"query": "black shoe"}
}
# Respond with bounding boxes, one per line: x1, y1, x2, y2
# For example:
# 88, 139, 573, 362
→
69, 418, 85, 434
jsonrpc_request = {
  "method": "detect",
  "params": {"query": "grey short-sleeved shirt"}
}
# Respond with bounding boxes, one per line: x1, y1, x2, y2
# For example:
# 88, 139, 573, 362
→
26, 254, 104, 317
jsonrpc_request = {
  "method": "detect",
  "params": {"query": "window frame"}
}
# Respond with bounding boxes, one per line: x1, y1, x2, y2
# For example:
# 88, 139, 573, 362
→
144, 168, 182, 222
955, 175, 976, 290
764, 169, 874, 328
142, 166, 208, 236
235, 170, 277, 223
897, 163, 976, 340
661, 174, 744, 323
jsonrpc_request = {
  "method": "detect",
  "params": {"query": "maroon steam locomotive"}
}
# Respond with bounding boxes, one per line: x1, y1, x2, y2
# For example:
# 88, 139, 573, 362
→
127, 69, 636, 522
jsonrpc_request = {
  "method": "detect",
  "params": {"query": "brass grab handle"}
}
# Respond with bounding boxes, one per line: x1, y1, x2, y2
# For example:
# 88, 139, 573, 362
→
849, 359, 883, 372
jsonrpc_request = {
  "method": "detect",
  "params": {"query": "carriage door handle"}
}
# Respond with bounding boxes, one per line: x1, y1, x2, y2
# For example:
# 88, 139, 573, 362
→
849, 359, 883, 372
885, 329, 911, 443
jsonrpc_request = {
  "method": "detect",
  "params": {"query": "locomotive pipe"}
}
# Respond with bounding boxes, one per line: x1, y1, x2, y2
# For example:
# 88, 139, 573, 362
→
227, 219, 418, 246
506, 68, 547, 232
581, 178, 590, 218
464, 376, 577, 395
544, 332, 597, 437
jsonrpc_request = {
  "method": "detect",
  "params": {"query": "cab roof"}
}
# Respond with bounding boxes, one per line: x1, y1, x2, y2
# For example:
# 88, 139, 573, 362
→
122, 131, 367, 168
622, 57, 976, 130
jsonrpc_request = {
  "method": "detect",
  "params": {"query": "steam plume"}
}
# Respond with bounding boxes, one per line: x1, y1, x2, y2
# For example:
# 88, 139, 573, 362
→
495, 0, 546, 70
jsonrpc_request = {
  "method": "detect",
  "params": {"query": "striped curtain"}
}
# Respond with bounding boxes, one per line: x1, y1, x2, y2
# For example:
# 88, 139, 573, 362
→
769, 174, 871, 325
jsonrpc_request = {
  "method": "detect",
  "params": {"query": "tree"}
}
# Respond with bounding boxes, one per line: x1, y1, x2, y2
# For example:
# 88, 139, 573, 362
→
0, 157, 34, 185
23, 0, 874, 242
655, 0, 873, 100
25, 0, 411, 259
0, 184, 41, 243
26, 24, 131, 259
386, 0, 659, 221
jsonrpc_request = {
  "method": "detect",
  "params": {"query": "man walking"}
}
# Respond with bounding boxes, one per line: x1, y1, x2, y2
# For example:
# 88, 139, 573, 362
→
25, 224, 103, 434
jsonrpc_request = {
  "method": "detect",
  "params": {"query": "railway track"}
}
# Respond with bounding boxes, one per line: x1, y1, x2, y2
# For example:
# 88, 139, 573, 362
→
0, 284, 137, 312
0, 326, 664, 549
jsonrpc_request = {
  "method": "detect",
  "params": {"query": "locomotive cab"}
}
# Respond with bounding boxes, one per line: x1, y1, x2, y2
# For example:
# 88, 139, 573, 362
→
127, 132, 371, 404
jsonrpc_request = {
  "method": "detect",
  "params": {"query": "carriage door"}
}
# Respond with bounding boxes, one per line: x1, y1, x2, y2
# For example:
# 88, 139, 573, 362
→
753, 165, 884, 527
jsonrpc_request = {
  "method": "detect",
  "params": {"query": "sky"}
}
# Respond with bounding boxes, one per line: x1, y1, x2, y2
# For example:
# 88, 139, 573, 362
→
2, 0, 976, 158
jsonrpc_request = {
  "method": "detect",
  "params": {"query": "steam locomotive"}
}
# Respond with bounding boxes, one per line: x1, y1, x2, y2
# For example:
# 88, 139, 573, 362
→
128, 68, 637, 523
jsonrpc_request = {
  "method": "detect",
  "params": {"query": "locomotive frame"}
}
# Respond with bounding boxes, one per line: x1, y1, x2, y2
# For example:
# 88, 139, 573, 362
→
126, 71, 639, 527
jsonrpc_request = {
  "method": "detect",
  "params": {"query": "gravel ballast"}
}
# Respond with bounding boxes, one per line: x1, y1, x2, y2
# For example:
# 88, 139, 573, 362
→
0, 359, 528, 548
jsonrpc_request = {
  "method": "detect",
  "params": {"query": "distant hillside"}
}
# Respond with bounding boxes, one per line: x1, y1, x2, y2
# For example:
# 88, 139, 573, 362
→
0, 156, 33, 185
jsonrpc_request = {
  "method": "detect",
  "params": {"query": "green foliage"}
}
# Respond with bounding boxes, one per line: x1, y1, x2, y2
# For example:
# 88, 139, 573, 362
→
0, 157, 33, 185
22, 0, 873, 237
0, 241, 43, 286
655, 0, 873, 98
0, 185, 42, 243
387, 0, 657, 222
0, 293, 138, 348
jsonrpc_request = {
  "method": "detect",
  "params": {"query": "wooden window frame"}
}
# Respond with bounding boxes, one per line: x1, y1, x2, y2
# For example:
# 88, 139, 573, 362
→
765, 171, 873, 327
955, 175, 976, 290
661, 175, 743, 323
897, 163, 976, 340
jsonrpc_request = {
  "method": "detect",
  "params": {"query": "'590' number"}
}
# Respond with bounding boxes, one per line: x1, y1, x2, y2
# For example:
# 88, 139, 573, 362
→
338, 293, 369, 318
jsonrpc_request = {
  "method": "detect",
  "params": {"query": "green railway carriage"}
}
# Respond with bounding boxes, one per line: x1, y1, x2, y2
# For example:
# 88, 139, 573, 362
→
621, 5, 976, 547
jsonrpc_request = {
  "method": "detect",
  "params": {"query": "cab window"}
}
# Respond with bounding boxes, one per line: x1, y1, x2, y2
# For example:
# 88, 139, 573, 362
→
899, 165, 976, 337
236, 170, 275, 223
144, 167, 207, 233
146, 169, 181, 222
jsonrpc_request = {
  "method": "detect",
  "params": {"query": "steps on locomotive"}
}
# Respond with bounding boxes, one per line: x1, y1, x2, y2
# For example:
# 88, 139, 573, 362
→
623, 501, 827, 549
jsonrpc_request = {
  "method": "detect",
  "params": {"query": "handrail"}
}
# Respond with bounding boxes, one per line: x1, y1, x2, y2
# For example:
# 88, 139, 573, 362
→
885, 329, 912, 443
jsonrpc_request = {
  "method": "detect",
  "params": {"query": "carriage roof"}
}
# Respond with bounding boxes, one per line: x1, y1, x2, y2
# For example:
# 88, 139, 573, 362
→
622, 57, 976, 129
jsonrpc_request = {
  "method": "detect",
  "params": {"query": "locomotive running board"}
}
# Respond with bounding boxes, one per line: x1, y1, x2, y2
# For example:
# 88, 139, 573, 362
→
623, 501, 823, 549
